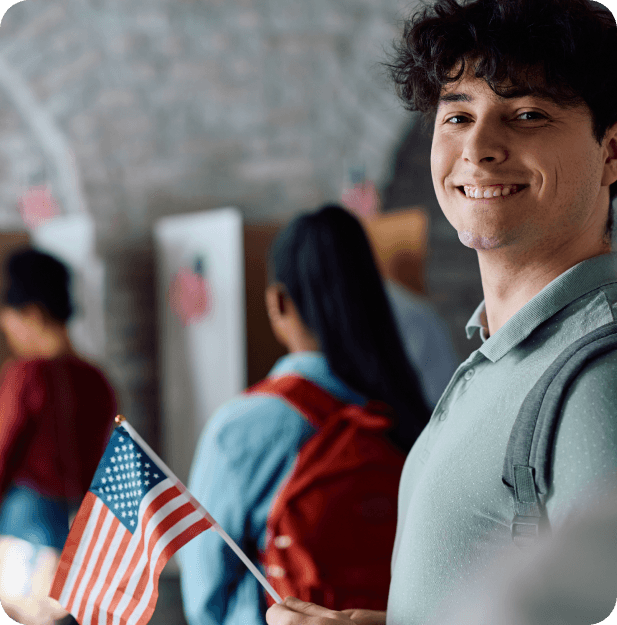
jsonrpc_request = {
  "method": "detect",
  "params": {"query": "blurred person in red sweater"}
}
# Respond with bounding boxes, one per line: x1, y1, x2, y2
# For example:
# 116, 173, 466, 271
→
0, 248, 117, 625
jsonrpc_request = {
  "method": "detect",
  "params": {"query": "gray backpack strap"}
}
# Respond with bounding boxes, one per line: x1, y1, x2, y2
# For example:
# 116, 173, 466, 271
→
503, 321, 617, 549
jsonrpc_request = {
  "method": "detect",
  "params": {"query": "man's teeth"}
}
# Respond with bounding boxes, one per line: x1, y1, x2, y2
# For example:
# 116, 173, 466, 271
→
463, 185, 521, 198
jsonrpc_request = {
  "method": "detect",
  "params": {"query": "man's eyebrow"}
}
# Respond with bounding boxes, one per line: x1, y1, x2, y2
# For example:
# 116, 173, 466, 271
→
437, 88, 556, 108
437, 93, 473, 108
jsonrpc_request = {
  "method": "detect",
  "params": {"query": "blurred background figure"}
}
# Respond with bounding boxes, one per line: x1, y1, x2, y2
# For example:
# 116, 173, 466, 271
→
177, 205, 432, 625
342, 178, 459, 409
0, 249, 117, 625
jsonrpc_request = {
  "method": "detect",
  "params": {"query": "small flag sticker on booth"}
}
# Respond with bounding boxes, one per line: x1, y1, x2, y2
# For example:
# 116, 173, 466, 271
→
169, 256, 213, 326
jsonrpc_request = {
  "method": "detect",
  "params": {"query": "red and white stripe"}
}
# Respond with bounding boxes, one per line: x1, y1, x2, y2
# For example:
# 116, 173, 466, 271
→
51, 478, 211, 625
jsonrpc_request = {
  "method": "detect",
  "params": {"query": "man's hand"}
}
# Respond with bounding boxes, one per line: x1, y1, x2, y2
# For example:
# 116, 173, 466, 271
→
266, 597, 386, 625
340, 608, 387, 625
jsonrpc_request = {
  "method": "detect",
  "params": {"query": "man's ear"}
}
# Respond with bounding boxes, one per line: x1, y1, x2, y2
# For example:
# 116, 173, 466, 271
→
601, 122, 617, 187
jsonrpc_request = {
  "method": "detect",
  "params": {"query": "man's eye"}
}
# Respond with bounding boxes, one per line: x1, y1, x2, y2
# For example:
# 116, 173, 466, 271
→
445, 115, 469, 124
517, 111, 547, 121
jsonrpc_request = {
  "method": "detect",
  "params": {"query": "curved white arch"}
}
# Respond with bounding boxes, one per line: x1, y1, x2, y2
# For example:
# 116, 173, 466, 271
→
0, 52, 87, 215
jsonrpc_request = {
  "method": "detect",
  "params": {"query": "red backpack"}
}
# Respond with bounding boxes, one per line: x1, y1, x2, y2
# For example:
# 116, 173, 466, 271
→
247, 374, 406, 611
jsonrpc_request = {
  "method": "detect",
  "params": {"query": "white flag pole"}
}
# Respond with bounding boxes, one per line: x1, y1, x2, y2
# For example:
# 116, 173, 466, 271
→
115, 415, 283, 604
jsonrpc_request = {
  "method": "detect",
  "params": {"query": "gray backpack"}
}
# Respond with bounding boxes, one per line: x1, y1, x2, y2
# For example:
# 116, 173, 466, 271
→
502, 321, 617, 548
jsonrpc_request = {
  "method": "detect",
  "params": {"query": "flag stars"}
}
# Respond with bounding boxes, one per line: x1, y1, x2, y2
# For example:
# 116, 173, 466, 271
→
105, 467, 111, 473
130, 520, 135, 527
122, 445, 127, 451
102, 478, 107, 484
111, 485, 116, 491
113, 467, 119, 473
121, 512, 126, 518
115, 447, 120, 452
110, 457, 116, 463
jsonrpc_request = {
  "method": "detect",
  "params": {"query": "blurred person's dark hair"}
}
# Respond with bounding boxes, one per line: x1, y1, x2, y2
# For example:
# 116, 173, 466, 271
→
386, 0, 617, 213
3, 248, 73, 323
269, 204, 431, 452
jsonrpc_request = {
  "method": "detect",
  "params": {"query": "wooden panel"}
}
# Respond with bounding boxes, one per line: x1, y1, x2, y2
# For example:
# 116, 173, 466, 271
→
0, 232, 31, 367
363, 207, 428, 295
244, 223, 286, 386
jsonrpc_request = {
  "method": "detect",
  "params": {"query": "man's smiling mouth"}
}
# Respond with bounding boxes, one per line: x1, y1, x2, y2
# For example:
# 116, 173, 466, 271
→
457, 184, 528, 198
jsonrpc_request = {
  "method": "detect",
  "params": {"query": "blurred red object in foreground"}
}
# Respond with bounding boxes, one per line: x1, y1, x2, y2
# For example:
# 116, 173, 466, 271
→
18, 185, 61, 230
341, 181, 381, 219
169, 267, 213, 326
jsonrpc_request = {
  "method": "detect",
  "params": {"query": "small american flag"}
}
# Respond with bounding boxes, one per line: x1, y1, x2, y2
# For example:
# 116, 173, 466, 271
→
50, 423, 212, 625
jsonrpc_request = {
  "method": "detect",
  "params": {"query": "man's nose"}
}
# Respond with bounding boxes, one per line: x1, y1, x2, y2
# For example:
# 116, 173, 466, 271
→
462, 120, 508, 165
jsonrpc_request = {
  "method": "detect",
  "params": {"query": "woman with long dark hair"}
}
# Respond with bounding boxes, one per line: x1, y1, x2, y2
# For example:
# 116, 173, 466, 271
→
178, 205, 431, 625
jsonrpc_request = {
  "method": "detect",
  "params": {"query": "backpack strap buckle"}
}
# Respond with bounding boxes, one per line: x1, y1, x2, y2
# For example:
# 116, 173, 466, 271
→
511, 514, 540, 549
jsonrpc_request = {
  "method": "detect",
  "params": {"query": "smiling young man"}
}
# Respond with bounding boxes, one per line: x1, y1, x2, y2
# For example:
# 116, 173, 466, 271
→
265, 1, 617, 625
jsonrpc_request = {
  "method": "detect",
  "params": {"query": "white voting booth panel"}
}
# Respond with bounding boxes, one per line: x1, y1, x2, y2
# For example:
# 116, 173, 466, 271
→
31, 213, 106, 361
154, 207, 246, 484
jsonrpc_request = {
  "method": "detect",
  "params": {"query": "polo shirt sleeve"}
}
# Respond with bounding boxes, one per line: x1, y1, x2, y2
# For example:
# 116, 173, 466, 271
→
546, 349, 617, 529
177, 393, 310, 625
0, 360, 31, 498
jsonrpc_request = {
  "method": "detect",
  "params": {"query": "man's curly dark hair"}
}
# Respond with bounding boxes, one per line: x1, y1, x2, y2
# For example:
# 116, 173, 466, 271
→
387, 0, 617, 216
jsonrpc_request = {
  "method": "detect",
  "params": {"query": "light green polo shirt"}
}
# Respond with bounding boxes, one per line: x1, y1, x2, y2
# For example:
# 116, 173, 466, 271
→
387, 252, 617, 625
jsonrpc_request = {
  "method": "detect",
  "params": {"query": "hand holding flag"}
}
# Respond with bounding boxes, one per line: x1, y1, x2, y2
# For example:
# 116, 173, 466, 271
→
50, 416, 281, 625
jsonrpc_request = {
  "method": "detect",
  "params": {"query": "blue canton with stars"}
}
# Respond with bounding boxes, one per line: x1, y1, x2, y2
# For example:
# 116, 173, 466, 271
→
89, 425, 167, 532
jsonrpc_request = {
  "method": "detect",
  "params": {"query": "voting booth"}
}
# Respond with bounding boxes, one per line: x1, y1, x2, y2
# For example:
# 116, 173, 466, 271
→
154, 208, 246, 484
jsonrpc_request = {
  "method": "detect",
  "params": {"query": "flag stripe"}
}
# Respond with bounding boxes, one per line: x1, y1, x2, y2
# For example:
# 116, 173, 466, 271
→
51, 492, 98, 600
80, 518, 126, 625
119, 501, 194, 622
73, 508, 115, 620
93, 524, 132, 625
104, 481, 176, 625
114, 487, 186, 624
133, 516, 213, 625
129, 511, 206, 625
67, 499, 108, 611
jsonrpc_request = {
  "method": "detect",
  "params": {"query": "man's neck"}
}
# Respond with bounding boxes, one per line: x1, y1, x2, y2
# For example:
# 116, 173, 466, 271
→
478, 241, 612, 337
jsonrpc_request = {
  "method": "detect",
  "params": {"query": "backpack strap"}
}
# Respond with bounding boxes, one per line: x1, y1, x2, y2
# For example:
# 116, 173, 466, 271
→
247, 375, 347, 428
503, 321, 617, 549
248, 375, 393, 430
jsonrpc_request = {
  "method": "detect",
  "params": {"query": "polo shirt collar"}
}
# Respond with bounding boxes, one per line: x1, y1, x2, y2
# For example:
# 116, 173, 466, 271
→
465, 252, 617, 362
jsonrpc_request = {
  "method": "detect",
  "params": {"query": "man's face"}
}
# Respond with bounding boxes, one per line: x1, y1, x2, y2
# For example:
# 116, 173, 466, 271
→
431, 72, 613, 253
